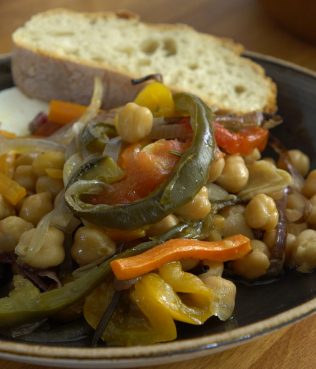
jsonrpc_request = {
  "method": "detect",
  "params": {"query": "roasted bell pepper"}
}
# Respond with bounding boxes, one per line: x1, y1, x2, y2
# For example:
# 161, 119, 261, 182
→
0, 222, 192, 327
214, 122, 268, 155
111, 234, 251, 280
0, 171, 27, 205
134, 82, 175, 117
65, 93, 215, 229
0, 130, 16, 138
84, 261, 213, 345
48, 100, 87, 125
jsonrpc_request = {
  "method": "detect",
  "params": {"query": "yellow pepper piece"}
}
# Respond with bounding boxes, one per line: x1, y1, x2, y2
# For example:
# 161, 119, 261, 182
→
134, 82, 175, 117
159, 261, 212, 309
0, 172, 27, 205
84, 279, 164, 345
131, 261, 213, 342
0, 153, 16, 178
83, 262, 213, 345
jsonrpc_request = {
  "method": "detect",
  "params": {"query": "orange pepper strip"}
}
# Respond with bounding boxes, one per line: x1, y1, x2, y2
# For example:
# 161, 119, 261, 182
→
48, 100, 87, 125
0, 172, 27, 205
0, 130, 16, 139
111, 234, 251, 280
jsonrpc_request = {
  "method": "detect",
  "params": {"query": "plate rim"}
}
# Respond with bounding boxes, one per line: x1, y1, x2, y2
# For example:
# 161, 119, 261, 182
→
0, 50, 316, 366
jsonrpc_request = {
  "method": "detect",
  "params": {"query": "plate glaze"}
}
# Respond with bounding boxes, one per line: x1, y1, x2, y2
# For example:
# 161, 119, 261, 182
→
0, 52, 315, 368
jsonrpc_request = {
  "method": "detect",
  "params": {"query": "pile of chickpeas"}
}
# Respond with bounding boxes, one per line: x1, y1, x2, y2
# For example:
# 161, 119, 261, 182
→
0, 150, 116, 270
1, 119, 316, 280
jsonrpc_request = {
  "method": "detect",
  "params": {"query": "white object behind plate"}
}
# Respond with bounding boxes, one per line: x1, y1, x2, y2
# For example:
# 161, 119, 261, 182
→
0, 87, 48, 136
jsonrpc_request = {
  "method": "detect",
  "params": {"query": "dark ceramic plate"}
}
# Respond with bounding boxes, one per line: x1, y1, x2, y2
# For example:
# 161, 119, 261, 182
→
0, 52, 315, 368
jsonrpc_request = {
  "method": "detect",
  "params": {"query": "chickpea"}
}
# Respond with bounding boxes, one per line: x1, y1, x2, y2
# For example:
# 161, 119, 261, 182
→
15, 227, 65, 269
284, 233, 298, 266
263, 229, 296, 255
208, 230, 222, 241
175, 186, 211, 220
231, 240, 270, 279
292, 229, 316, 272
0, 216, 33, 252
287, 192, 306, 211
310, 194, 316, 206
116, 102, 153, 143
36, 176, 64, 197
208, 156, 225, 182
287, 150, 310, 177
207, 215, 225, 241
287, 222, 307, 236
245, 194, 278, 231
200, 260, 224, 277
216, 155, 249, 193
19, 192, 53, 225
302, 170, 316, 198
15, 153, 38, 167
244, 148, 261, 164
262, 157, 276, 165
221, 205, 254, 239
147, 214, 179, 237
71, 226, 116, 266
307, 204, 316, 228
181, 258, 199, 271
0, 195, 15, 220
285, 192, 306, 222
32, 151, 65, 176
14, 165, 37, 192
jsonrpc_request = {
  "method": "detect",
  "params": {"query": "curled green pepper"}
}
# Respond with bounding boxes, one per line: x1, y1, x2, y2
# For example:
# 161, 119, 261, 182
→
65, 93, 215, 229
0, 223, 192, 327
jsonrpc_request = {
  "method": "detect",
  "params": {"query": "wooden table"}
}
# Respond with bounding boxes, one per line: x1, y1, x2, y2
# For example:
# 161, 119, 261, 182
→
0, 0, 316, 368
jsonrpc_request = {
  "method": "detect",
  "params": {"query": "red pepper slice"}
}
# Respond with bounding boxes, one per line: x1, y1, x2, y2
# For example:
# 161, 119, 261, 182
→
214, 122, 269, 155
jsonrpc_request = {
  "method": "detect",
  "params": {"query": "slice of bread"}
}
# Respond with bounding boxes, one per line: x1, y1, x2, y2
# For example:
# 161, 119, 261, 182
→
12, 9, 276, 114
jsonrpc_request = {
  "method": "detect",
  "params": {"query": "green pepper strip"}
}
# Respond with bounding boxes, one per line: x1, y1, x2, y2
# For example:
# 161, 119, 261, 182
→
65, 93, 215, 229
0, 223, 197, 328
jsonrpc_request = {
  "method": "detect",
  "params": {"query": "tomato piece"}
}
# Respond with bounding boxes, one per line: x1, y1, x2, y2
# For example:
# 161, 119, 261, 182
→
214, 123, 268, 155
92, 139, 189, 205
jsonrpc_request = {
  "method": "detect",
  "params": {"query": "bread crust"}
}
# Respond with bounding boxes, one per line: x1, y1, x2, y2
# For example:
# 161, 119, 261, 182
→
11, 8, 277, 114
12, 47, 144, 109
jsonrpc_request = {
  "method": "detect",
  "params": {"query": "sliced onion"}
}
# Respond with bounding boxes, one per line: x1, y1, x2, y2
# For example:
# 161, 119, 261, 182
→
0, 137, 65, 155
63, 153, 83, 186
113, 277, 140, 291
50, 77, 104, 148
215, 112, 264, 129
214, 112, 283, 130
149, 123, 191, 140
65, 180, 105, 211
270, 136, 304, 191
80, 77, 103, 124
38, 270, 62, 288
22, 196, 78, 257
72, 255, 111, 278
103, 137, 122, 162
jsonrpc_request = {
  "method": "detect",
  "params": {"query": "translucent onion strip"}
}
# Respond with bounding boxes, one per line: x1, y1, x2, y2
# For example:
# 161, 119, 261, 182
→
103, 137, 122, 162
22, 195, 78, 257
79, 77, 103, 125
0, 137, 65, 155
149, 123, 191, 140
63, 153, 83, 186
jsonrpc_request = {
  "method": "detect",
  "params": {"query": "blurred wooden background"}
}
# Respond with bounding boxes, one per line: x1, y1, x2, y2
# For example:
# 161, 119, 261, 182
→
0, 1, 316, 369
2, 0, 316, 71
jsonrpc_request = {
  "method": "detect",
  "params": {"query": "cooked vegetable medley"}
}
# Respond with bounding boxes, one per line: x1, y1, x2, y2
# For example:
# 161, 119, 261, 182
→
0, 79, 315, 346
